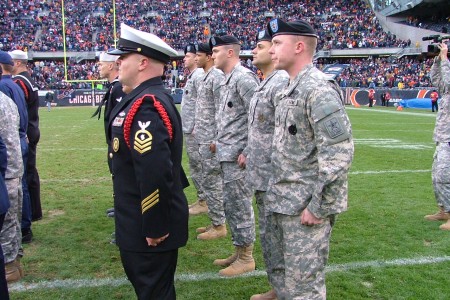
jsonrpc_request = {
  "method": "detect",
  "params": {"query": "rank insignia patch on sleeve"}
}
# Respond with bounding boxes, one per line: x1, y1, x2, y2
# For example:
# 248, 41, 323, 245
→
324, 117, 344, 139
142, 189, 159, 213
134, 121, 153, 154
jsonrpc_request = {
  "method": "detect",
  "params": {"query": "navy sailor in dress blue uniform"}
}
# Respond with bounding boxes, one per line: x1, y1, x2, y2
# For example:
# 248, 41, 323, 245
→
107, 24, 189, 300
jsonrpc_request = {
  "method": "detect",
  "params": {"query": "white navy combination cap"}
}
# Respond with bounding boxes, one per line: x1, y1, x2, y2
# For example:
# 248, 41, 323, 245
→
8, 49, 28, 60
99, 51, 118, 62
108, 23, 178, 64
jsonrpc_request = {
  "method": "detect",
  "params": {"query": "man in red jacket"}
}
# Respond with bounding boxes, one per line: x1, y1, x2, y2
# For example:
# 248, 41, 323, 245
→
430, 89, 439, 112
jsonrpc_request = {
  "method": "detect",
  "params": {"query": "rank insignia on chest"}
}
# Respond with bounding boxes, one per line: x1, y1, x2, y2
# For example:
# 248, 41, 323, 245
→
112, 137, 120, 152
112, 117, 125, 127
134, 121, 153, 154
258, 114, 265, 123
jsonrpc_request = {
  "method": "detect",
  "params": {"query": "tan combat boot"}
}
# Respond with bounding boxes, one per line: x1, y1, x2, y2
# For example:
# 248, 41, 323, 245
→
439, 214, 450, 230
189, 200, 208, 215
213, 246, 239, 267
219, 244, 255, 277
424, 206, 449, 221
188, 199, 200, 208
197, 224, 227, 240
15, 258, 24, 278
250, 289, 278, 300
196, 224, 212, 233
5, 260, 21, 283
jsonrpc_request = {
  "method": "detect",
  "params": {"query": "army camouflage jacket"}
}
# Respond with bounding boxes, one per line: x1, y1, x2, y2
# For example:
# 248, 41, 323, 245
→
431, 57, 450, 142
181, 68, 204, 134
216, 62, 259, 162
246, 70, 289, 192
0, 92, 23, 179
267, 64, 354, 219
195, 67, 224, 144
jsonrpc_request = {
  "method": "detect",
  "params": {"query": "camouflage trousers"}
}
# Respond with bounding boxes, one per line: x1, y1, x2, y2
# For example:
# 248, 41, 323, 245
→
432, 143, 450, 211
255, 190, 274, 286
184, 133, 206, 201
220, 162, 255, 246
265, 213, 332, 300
0, 177, 22, 263
199, 144, 225, 226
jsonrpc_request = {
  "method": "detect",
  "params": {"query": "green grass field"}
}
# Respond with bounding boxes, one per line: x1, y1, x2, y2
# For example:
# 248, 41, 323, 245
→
8, 105, 450, 299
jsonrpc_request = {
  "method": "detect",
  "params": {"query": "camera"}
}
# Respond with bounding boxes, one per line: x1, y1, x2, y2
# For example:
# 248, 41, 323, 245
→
422, 35, 450, 55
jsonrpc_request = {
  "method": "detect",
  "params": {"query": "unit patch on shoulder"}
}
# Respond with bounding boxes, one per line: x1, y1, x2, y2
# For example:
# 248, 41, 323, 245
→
113, 137, 119, 152
324, 117, 344, 139
134, 121, 153, 154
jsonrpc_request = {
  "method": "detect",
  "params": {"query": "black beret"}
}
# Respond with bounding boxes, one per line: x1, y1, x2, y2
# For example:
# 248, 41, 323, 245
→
256, 30, 272, 43
195, 43, 212, 54
184, 43, 197, 55
267, 19, 318, 38
209, 35, 240, 49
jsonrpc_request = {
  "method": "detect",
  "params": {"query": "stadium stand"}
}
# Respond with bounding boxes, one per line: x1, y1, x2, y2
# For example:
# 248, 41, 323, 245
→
0, 0, 447, 90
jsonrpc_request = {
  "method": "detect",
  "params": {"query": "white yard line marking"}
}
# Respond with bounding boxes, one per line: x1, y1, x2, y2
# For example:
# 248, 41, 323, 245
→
40, 177, 111, 183
39, 170, 430, 183
9, 255, 450, 292
350, 169, 430, 175
347, 107, 437, 118
39, 148, 106, 151
354, 138, 433, 150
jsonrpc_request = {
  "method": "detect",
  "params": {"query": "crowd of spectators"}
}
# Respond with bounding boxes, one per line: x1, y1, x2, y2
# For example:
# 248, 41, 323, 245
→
317, 56, 434, 88
1, 0, 412, 53
0, 0, 442, 91
24, 55, 434, 91
402, 15, 449, 34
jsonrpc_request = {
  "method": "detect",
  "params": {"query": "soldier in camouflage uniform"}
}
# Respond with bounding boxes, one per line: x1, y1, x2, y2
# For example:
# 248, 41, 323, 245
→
209, 35, 259, 277
180, 44, 207, 215
0, 91, 23, 283
193, 43, 227, 240
265, 19, 354, 299
425, 42, 450, 230
245, 30, 289, 300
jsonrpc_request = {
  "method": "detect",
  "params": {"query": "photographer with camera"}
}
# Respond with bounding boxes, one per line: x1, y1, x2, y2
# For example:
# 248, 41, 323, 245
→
424, 40, 450, 231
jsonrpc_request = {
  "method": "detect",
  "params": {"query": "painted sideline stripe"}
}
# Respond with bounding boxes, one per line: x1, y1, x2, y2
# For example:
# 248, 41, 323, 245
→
9, 256, 450, 292
347, 107, 436, 118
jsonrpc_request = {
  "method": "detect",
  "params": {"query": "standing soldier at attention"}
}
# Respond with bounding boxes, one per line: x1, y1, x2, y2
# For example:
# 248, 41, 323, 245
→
245, 30, 289, 300
92, 51, 126, 244
93, 51, 126, 173
209, 35, 259, 276
9, 50, 42, 224
107, 24, 189, 299
180, 44, 207, 215
193, 42, 227, 240
424, 42, 450, 230
265, 19, 354, 299
0, 91, 24, 283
